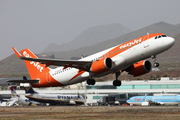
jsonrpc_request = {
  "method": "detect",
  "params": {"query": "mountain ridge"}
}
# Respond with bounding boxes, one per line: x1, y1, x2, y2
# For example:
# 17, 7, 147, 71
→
42, 23, 132, 53
41, 21, 180, 59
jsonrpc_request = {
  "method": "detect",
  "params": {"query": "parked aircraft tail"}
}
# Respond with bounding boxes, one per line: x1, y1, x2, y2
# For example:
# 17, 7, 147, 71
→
23, 76, 37, 94
24, 87, 37, 94
10, 87, 19, 98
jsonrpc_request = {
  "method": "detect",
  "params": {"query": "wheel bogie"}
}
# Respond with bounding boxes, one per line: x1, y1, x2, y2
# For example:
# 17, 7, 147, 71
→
113, 80, 121, 86
87, 79, 96, 85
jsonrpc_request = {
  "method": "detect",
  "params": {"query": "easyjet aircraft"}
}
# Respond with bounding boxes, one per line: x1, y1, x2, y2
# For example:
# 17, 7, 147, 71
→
10, 33, 175, 87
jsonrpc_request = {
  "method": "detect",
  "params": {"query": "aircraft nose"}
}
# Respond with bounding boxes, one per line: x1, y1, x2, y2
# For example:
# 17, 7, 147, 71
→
167, 37, 175, 47
163, 37, 175, 49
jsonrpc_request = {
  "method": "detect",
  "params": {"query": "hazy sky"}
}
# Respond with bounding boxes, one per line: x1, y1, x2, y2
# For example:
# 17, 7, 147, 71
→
0, 0, 180, 60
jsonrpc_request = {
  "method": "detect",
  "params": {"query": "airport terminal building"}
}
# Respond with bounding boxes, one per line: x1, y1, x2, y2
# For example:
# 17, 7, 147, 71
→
1, 77, 180, 105
85, 77, 180, 104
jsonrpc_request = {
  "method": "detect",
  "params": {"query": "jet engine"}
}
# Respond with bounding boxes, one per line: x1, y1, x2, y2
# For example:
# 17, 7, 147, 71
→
90, 57, 113, 75
128, 60, 152, 76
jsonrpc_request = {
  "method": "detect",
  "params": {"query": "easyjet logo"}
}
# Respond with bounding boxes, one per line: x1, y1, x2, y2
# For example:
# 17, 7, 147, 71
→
23, 51, 44, 72
135, 98, 141, 101
119, 38, 142, 49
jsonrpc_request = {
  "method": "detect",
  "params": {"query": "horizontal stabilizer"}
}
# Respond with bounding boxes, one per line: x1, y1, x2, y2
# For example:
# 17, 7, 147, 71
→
7, 80, 39, 84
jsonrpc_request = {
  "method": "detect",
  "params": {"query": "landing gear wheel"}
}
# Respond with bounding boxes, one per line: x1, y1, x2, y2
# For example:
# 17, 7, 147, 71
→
87, 79, 91, 85
91, 79, 95, 85
87, 79, 96, 85
112, 71, 122, 86
113, 80, 121, 86
154, 62, 159, 67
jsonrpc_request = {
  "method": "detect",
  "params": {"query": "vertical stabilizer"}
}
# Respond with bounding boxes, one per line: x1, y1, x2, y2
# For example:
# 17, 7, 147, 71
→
23, 76, 37, 94
24, 87, 37, 94
20, 48, 50, 79
10, 87, 19, 98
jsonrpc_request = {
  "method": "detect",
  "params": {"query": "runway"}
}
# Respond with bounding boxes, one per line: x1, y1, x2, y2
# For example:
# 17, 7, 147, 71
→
0, 106, 180, 120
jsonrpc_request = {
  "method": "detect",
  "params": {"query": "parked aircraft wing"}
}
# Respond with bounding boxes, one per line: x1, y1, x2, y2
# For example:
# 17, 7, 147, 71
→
144, 99, 161, 105
7, 99, 18, 106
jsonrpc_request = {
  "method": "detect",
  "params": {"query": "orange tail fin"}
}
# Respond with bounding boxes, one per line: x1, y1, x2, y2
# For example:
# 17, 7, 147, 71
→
20, 48, 50, 79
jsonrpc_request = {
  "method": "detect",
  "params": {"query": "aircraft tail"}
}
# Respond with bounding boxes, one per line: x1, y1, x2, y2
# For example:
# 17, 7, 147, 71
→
24, 87, 37, 94
10, 87, 19, 98
23, 76, 37, 94
12, 47, 50, 79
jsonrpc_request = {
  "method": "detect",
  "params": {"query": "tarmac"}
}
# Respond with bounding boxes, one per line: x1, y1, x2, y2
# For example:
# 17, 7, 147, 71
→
0, 106, 180, 120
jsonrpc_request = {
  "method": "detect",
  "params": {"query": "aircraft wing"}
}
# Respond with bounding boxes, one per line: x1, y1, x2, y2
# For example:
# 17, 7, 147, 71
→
7, 79, 39, 83
144, 99, 161, 105
7, 99, 18, 106
12, 47, 92, 71
3, 99, 10, 101
20, 57, 92, 71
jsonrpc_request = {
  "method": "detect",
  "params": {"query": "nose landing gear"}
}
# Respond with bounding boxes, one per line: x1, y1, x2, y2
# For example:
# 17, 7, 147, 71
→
151, 55, 159, 67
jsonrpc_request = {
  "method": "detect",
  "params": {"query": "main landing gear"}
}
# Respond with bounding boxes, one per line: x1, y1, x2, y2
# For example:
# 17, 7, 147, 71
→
87, 72, 122, 86
87, 79, 96, 85
113, 71, 121, 86
151, 55, 159, 67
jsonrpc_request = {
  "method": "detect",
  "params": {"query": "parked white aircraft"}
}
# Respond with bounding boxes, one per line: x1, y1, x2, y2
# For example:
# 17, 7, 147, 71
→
127, 95, 180, 106
4, 87, 38, 106
10, 33, 175, 87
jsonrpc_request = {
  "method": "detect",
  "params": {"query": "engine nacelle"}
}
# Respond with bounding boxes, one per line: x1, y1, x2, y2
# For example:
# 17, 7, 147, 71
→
90, 57, 113, 75
129, 60, 152, 77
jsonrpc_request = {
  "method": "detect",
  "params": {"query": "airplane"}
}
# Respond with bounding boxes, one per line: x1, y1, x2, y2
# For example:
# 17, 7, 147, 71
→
0, 101, 7, 106
23, 77, 85, 106
4, 86, 38, 106
9, 33, 175, 87
126, 95, 180, 106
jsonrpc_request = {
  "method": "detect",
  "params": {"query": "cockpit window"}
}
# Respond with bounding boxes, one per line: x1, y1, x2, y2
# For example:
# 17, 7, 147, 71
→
155, 34, 167, 39
162, 35, 167, 37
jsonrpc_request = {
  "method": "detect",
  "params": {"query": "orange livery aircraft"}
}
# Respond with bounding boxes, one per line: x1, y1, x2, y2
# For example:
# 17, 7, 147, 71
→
10, 33, 175, 87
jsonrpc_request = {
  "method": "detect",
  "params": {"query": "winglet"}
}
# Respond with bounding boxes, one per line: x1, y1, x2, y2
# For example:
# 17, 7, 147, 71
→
12, 47, 22, 58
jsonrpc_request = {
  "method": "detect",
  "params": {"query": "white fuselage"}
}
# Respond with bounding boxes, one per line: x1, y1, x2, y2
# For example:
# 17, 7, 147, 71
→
46, 35, 175, 85
6, 95, 38, 106
25, 93, 85, 105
